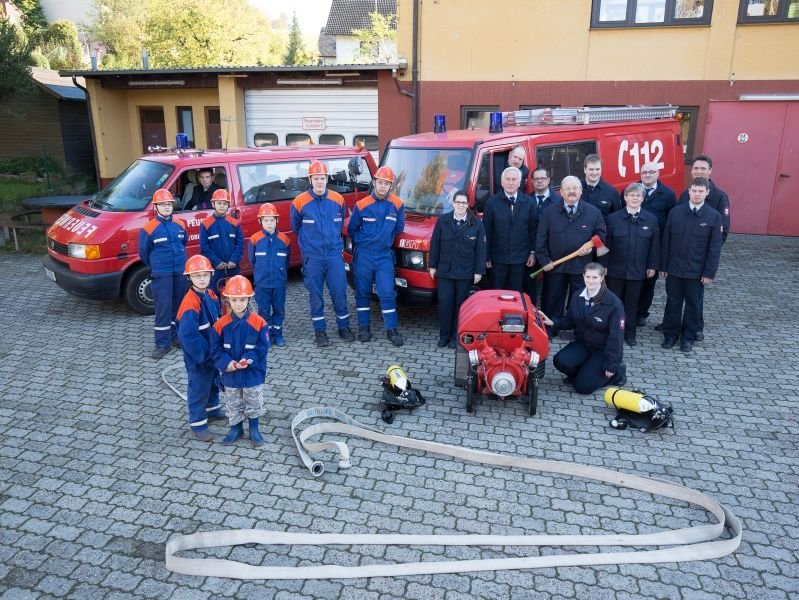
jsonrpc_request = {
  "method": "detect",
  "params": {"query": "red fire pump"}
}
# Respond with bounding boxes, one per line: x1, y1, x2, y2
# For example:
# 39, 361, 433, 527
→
453, 290, 549, 416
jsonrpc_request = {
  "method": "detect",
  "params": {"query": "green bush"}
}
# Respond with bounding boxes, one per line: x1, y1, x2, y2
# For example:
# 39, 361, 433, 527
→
0, 155, 63, 177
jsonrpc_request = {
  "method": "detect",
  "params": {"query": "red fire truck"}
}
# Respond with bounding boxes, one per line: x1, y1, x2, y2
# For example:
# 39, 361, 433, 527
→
343, 106, 685, 303
44, 145, 376, 314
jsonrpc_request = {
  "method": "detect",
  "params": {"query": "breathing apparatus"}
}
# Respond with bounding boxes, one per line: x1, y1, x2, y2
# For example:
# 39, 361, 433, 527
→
604, 387, 674, 433
380, 365, 426, 424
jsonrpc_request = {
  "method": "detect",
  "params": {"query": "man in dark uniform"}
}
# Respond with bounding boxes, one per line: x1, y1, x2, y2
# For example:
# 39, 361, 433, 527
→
606, 183, 660, 346
536, 176, 606, 332
660, 177, 723, 353
677, 154, 730, 341
630, 162, 676, 327
581, 154, 621, 222
483, 167, 537, 293
184, 168, 221, 211
492, 145, 530, 194
525, 167, 562, 306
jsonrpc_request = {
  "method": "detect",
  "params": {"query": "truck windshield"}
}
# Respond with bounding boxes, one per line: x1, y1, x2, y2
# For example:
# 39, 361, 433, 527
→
89, 160, 174, 212
383, 148, 472, 216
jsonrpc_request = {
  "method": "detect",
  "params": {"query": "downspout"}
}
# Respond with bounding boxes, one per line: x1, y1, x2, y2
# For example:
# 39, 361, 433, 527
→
411, 0, 420, 134
72, 75, 101, 190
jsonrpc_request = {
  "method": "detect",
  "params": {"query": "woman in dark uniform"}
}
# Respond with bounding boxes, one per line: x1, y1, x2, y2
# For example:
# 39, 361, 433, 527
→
428, 190, 487, 348
541, 262, 626, 394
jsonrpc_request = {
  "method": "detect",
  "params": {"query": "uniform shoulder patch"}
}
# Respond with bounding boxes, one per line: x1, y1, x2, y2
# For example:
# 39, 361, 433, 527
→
292, 192, 313, 213
225, 215, 240, 227
177, 292, 201, 320
389, 194, 403, 209
246, 312, 267, 331
355, 197, 375, 211
277, 232, 291, 246
250, 230, 265, 244
208, 290, 218, 301
213, 313, 233, 333
142, 219, 160, 235
327, 190, 345, 206
173, 218, 187, 230
202, 216, 216, 229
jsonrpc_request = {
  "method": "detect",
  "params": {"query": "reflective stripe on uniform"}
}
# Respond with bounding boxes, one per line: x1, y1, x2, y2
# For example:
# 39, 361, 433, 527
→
154, 325, 171, 330
153, 237, 167, 243
244, 344, 255, 349
336, 313, 350, 320
190, 419, 208, 427
198, 323, 210, 330
382, 309, 396, 314
208, 234, 220, 240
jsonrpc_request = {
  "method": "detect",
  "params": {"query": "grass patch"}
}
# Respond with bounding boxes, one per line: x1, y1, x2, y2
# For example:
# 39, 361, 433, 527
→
0, 228, 47, 254
0, 178, 54, 213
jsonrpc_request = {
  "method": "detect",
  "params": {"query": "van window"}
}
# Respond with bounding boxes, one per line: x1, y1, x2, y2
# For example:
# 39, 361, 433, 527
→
253, 133, 278, 147
173, 166, 228, 211
353, 135, 379, 152
88, 159, 174, 212
319, 134, 345, 146
535, 141, 597, 188
326, 156, 372, 194
239, 161, 313, 204
286, 134, 312, 146
474, 153, 492, 212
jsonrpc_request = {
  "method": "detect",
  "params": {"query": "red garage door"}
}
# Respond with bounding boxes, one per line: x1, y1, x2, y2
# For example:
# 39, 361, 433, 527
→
704, 101, 799, 236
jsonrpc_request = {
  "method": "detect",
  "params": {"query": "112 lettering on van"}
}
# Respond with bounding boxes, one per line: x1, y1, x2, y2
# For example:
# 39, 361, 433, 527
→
617, 138, 666, 178
52, 213, 98, 239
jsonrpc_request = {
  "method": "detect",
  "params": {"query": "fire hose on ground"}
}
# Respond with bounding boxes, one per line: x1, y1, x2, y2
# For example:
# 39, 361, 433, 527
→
164, 407, 742, 580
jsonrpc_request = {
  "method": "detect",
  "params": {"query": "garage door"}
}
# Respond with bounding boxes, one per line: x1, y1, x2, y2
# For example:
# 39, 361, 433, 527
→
244, 88, 378, 150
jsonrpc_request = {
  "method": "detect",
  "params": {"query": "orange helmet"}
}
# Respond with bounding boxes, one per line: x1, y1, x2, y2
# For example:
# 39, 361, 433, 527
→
152, 189, 174, 204
184, 254, 214, 275
222, 275, 255, 297
308, 161, 329, 177
211, 189, 230, 203
374, 166, 395, 183
257, 203, 279, 219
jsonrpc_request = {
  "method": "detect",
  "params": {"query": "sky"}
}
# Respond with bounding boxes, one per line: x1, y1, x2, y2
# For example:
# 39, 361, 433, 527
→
248, 0, 334, 37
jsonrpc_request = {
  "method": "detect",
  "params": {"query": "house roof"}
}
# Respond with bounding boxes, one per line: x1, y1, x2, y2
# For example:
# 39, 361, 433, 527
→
30, 67, 86, 101
324, 0, 397, 36
60, 64, 396, 78
318, 28, 336, 58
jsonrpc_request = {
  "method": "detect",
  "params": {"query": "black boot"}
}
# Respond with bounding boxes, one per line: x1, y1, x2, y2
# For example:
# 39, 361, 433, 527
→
315, 330, 330, 347
358, 325, 371, 342
338, 327, 355, 342
386, 329, 404, 347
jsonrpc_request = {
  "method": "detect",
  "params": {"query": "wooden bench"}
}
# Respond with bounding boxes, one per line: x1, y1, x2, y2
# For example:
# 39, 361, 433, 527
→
0, 210, 46, 251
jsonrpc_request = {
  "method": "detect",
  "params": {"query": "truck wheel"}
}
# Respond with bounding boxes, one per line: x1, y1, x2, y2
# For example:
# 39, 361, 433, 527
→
124, 264, 154, 315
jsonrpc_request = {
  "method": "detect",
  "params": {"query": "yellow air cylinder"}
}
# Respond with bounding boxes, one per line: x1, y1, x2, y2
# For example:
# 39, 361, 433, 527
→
604, 387, 657, 414
387, 365, 409, 392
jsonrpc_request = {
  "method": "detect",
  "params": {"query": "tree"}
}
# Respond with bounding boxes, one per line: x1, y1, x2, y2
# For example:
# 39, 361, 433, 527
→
352, 12, 397, 64
90, 0, 148, 69
282, 11, 304, 66
0, 18, 36, 104
13, 0, 47, 38
38, 20, 84, 70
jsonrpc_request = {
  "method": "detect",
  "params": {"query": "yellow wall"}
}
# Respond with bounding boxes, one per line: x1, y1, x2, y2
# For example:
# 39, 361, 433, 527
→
397, 0, 799, 82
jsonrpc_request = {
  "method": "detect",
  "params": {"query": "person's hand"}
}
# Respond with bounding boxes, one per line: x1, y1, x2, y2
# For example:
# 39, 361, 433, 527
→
526, 254, 536, 268
216, 262, 227, 270
539, 310, 553, 326
486, 260, 492, 269
473, 274, 482, 285
225, 360, 238, 372
227, 261, 237, 269
429, 268, 436, 279
605, 370, 615, 379
701, 276, 713, 286
542, 261, 555, 272
646, 269, 656, 278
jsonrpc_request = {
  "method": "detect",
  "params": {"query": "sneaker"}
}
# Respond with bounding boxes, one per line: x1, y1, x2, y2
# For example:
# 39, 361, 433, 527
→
358, 326, 371, 342
338, 327, 355, 342
151, 346, 170, 360
315, 330, 330, 347
386, 329, 404, 347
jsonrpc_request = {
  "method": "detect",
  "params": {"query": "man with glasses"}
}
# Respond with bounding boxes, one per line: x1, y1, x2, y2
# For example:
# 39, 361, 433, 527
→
629, 162, 676, 327
525, 168, 562, 305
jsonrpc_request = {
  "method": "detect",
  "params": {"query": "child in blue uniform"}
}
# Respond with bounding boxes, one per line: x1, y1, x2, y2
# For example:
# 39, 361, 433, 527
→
199, 189, 244, 294
249, 203, 291, 347
176, 255, 223, 441
138, 188, 187, 359
210, 275, 270, 446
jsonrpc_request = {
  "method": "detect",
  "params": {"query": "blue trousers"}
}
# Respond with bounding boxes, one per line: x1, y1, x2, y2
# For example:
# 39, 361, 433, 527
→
353, 250, 397, 330
151, 272, 186, 348
255, 286, 287, 330
212, 266, 239, 297
553, 340, 616, 395
436, 277, 472, 343
662, 276, 702, 342
302, 256, 350, 332
184, 360, 221, 432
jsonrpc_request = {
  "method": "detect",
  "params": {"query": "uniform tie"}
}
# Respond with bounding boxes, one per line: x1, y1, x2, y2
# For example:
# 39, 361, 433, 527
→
508, 196, 516, 204
536, 195, 545, 207
646, 188, 654, 197
584, 296, 594, 316
631, 212, 639, 222
567, 206, 575, 219
692, 207, 698, 215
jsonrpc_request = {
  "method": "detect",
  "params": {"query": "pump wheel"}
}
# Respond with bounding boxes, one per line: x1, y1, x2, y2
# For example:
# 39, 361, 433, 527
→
123, 264, 154, 315
527, 373, 539, 417
381, 410, 395, 424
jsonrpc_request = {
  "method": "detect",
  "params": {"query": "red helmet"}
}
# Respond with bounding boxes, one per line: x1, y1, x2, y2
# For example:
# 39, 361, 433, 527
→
308, 161, 329, 177
374, 166, 395, 183
222, 275, 255, 297
184, 254, 214, 275
211, 189, 230, 203
257, 203, 279, 219
152, 189, 174, 204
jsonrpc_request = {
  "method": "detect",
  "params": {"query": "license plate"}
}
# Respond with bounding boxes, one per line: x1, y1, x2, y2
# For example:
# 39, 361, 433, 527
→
44, 267, 56, 282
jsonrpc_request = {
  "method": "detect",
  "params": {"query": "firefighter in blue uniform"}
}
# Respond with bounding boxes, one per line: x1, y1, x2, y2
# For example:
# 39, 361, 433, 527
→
347, 165, 405, 346
199, 188, 244, 293
138, 188, 187, 359
605, 183, 660, 347
660, 177, 723, 353
542, 262, 627, 395
581, 154, 621, 222
176, 255, 223, 441
249, 203, 291, 347
290, 161, 354, 347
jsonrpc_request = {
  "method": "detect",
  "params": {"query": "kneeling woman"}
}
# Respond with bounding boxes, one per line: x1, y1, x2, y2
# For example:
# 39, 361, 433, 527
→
542, 262, 626, 394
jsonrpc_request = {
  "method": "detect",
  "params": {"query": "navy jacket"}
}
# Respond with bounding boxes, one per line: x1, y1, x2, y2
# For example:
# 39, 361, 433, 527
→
660, 202, 723, 279
290, 189, 346, 260
553, 285, 625, 374
482, 191, 537, 264
532, 189, 562, 217
185, 183, 221, 211
582, 178, 622, 219
535, 201, 606, 275
493, 158, 530, 194
176, 288, 221, 367
211, 310, 269, 388
429, 212, 487, 280
200, 213, 244, 267
606, 208, 660, 280
138, 215, 187, 274
679, 180, 730, 242
249, 229, 291, 288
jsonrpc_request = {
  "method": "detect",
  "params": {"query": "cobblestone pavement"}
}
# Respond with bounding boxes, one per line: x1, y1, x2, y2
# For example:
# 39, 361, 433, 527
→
1, 233, 798, 599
